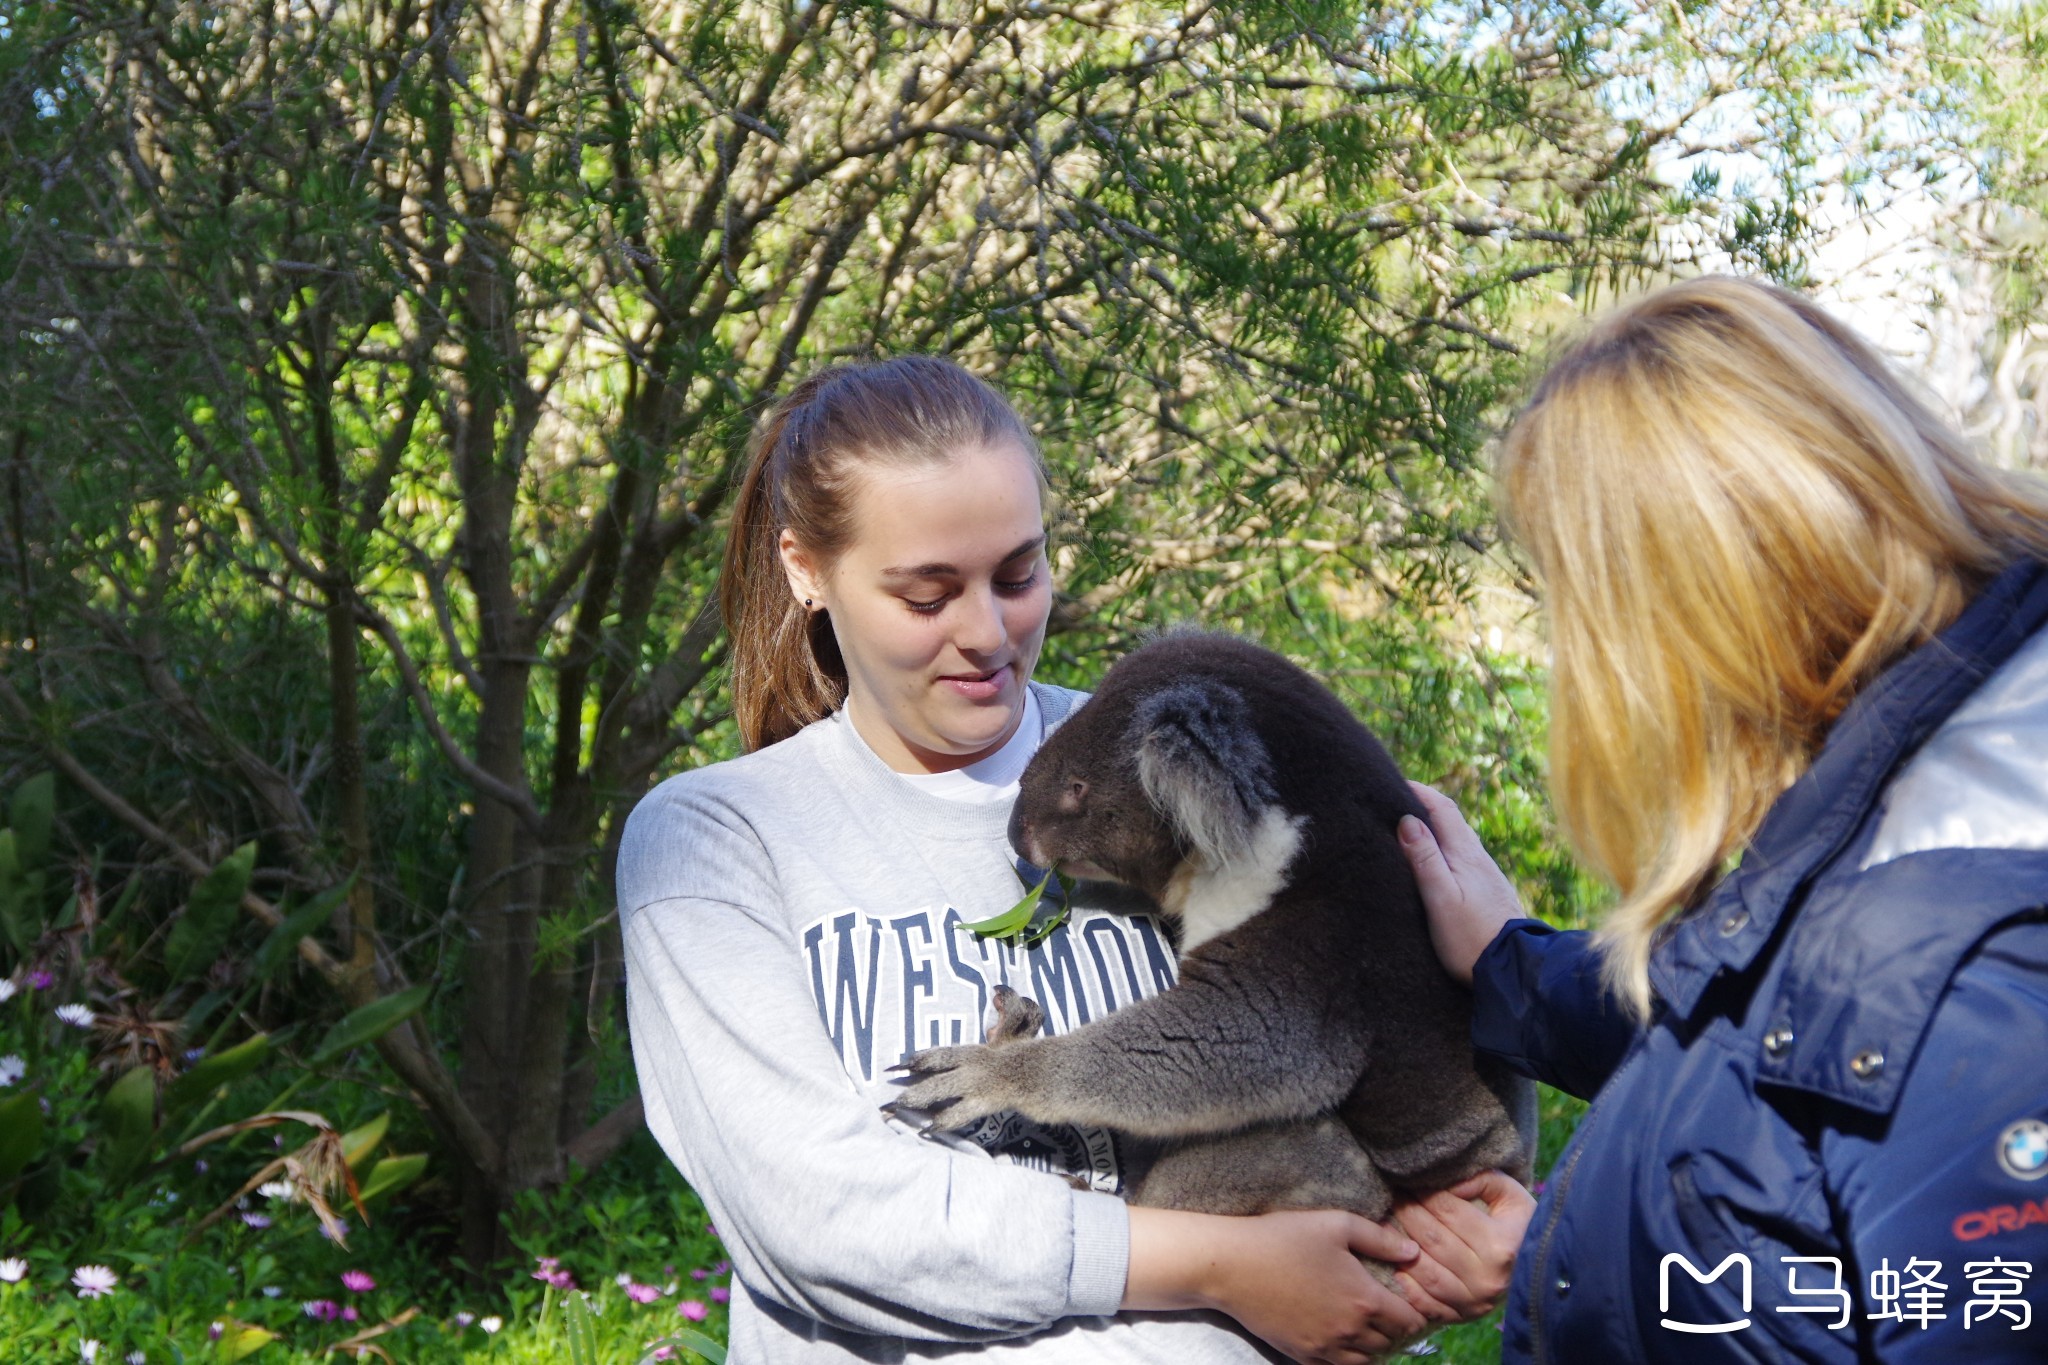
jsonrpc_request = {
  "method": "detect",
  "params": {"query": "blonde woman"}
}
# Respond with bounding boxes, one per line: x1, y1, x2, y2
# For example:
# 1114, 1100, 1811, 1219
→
1400, 276, 2048, 1361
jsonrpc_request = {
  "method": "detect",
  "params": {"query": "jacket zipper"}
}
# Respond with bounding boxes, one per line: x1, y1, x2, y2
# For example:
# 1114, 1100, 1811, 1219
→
1526, 1040, 1649, 1365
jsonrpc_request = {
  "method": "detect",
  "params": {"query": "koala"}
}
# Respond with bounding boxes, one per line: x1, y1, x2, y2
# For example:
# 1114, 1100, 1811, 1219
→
888, 632, 1536, 1234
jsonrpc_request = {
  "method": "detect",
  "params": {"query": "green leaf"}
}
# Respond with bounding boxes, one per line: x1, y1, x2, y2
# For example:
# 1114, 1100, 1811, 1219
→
166, 1033, 272, 1114
640, 1329, 728, 1365
957, 868, 1074, 945
956, 867, 1053, 939
308, 984, 432, 1067
253, 878, 348, 980
99, 1065, 157, 1181
0, 831, 29, 956
9, 772, 53, 876
0, 1090, 47, 1188
163, 842, 256, 983
214, 1321, 276, 1362
340, 1111, 389, 1171
357, 1152, 427, 1204
562, 1286, 599, 1365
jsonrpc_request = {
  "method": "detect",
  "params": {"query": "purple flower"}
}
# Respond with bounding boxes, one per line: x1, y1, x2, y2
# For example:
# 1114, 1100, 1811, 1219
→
208, 1323, 224, 1342
341, 1307, 358, 1323
340, 1270, 375, 1293
710, 1286, 730, 1304
454, 1312, 475, 1328
689, 1269, 708, 1281
678, 1300, 708, 1322
624, 1282, 661, 1305
239, 1212, 271, 1230
303, 1300, 340, 1322
713, 1260, 730, 1275
28, 971, 52, 992
652, 1349, 674, 1362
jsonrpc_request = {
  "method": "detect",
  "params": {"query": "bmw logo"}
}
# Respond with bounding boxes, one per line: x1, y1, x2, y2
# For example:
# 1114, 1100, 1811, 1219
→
1998, 1119, 2048, 1181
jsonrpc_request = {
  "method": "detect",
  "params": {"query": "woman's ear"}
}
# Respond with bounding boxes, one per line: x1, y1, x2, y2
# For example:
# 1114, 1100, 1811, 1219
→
778, 529, 823, 610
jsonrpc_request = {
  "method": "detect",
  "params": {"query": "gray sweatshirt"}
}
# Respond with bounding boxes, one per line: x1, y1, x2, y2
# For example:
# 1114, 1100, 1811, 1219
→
616, 683, 1281, 1363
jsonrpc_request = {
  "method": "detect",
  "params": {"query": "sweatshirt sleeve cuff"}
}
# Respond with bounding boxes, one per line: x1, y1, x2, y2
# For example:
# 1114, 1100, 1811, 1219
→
1064, 1189, 1130, 1318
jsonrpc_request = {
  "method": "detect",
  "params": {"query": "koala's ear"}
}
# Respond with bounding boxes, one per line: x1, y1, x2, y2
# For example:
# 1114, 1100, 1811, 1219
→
1131, 680, 1275, 866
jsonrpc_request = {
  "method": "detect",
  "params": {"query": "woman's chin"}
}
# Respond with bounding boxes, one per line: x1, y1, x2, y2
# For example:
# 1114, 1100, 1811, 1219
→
926, 699, 1025, 758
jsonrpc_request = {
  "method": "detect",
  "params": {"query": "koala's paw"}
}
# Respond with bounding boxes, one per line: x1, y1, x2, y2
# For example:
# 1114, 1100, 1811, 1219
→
883, 1043, 1027, 1133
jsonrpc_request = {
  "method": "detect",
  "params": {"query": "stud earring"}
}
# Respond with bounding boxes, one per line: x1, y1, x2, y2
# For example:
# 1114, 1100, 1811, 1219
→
804, 598, 814, 609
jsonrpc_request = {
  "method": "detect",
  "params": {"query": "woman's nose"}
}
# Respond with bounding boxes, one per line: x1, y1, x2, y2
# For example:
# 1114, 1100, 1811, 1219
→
955, 585, 1007, 654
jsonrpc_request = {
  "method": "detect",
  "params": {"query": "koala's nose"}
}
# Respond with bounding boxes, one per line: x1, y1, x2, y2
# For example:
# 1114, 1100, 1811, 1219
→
1007, 805, 1036, 861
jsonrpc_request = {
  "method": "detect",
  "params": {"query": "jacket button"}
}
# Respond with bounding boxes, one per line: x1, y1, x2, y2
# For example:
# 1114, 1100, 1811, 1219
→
1555, 1276, 1571, 1295
1851, 1049, 1885, 1080
1763, 1028, 1795, 1058
1718, 909, 1749, 937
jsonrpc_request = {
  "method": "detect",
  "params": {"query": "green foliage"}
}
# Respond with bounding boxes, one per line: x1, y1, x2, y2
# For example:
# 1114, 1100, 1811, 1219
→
306, 986, 432, 1069
167, 1035, 273, 1115
958, 867, 1075, 945
95, 1067, 156, 1184
164, 843, 257, 986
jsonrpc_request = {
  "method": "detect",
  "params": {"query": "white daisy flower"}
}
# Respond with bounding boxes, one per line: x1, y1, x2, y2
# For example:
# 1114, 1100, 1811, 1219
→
79, 1340, 99, 1362
257, 1178, 296, 1202
71, 1265, 118, 1298
480, 1316, 503, 1334
125, 1354, 145, 1365
54, 1004, 94, 1029
0, 1257, 27, 1283
0, 979, 16, 1003
0, 1056, 22, 1087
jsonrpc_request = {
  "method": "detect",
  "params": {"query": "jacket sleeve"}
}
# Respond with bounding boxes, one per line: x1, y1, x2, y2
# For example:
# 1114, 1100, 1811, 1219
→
1828, 916, 2048, 1362
616, 781, 1130, 1343
1467, 918, 1637, 1102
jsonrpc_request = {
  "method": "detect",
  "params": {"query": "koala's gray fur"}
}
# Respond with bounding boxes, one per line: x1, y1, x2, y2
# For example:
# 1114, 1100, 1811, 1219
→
888, 632, 1536, 1240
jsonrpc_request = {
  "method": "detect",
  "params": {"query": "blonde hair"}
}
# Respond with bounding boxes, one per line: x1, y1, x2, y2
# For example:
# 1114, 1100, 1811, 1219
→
722, 357, 1042, 750
1498, 276, 2048, 1015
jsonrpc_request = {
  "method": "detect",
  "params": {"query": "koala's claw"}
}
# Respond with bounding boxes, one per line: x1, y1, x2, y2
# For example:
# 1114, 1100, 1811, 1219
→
884, 1043, 1012, 1132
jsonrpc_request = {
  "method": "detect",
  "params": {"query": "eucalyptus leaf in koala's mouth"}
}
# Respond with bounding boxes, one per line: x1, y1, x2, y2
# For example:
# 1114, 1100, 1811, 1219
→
956, 863, 1075, 945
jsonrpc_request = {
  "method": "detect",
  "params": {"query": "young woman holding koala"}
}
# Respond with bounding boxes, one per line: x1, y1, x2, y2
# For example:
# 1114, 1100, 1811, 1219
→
615, 356, 1529, 1365
1399, 276, 2048, 1362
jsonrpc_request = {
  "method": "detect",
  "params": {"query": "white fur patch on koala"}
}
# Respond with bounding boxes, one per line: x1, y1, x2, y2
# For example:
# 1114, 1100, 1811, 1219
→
1160, 808, 1306, 953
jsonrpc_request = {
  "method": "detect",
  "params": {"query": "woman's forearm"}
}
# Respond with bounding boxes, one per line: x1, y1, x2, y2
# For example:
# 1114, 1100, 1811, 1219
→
1123, 1206, 1427, 1362
1122, 1206, 1235, 1311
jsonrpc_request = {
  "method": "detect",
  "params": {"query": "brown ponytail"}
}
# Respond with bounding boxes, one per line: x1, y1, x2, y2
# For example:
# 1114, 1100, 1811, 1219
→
720, 357, 1042, 750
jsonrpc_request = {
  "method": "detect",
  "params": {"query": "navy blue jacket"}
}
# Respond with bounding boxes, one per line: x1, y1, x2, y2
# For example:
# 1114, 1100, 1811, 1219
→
1474, 559, 2048, 1363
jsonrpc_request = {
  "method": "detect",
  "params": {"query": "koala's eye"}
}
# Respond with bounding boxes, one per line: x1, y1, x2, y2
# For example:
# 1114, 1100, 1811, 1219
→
1059, 779, 1088, 813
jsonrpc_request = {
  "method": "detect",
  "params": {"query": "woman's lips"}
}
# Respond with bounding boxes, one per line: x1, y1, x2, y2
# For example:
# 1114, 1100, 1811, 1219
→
938, 663, 1010, 701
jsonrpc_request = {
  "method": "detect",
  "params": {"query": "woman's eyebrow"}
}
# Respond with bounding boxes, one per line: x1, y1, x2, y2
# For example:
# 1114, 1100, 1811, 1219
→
880, 533, 1046, 579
